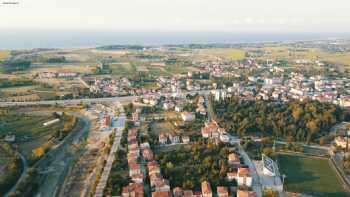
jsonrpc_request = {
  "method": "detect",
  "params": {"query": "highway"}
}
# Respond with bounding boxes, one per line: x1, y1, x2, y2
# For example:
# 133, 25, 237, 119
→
0, 90, 212, 107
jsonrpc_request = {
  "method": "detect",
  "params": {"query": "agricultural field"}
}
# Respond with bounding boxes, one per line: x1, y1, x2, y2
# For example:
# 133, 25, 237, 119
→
0, 86, 38, 101
0, 110, 76, 163
109, 62, 136, 76
0, 144, 18, 175
0, 144, 21, 196
90, 49, 130, 57
145, 111, 179, 121
146, 66, 171, 77
30, 63, 95, 74
278, 154, 348, 197
249, 46, 350, 68
164, 65, 191, 74
194, 48, 246, 61
0, 85, 71, 101
150, 121, 177, 136
0, 50, 10, 60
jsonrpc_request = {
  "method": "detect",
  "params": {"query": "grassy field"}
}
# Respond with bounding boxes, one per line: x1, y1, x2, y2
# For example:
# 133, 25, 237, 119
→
0, 85, 57, 102
278, 154, 348, 197
150, 121, 176, 136
0, 50, 10, 60
0, 112, 62, 161
139, 81, 159, 89
90, 49, 129, 57
0, 143, 20, 196
110, 62, 137, 76
31, 63, 95, 74
0, 145, 13, 167
146, 66, 171, 77
146, 111, 179, 121
194, 48, 246, 60
251, 46, 350, 67
0, 86, 38, 100
164, 65, 190, 74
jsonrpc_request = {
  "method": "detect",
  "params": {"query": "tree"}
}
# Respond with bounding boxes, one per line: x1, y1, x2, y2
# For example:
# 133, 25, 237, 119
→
292, 107, 302, 121
263, 188, 279, 197
213, 97, 346, 143
262, 147, 273, 156
183, 180, 194, 190
32, 147, 44, 158
166, 162, 174, 170
319, 136, 326, 145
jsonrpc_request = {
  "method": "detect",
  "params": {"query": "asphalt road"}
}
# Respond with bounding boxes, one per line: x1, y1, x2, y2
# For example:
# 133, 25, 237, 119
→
94, 103, 125, 197
0, 90, 212, 107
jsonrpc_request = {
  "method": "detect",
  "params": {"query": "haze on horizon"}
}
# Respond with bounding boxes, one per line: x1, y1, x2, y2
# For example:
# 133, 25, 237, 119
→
1, 0, 350, 33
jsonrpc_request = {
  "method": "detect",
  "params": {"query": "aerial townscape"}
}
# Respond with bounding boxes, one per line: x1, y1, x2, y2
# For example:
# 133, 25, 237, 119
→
1, 1, 350, 197
1, 40, 350, 197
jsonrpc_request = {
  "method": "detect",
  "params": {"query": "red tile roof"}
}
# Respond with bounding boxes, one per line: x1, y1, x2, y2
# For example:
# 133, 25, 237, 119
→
201, 181, 212, 195
152, 191, 171, 197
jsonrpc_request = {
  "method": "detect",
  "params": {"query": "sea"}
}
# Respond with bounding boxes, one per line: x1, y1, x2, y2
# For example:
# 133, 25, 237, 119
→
0, 30, 349, 49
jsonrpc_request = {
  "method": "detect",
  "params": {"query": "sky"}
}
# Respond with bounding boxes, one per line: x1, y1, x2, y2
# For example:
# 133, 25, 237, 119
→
1, 0, 350, 33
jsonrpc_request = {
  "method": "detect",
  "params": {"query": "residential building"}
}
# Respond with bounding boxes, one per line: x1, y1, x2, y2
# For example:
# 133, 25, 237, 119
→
182, 136, 190, 144
122, 183, 144, 197
169, 132, 180, 144
335, 136, 350, 149
229, 167, 252, 187
181, 111, 195, 122
159, 133, 168, 144
217, 187, 229, 197
129, 162, 141, 177
201, 181, 212, 197
142, 148, 154, 161
173, 187, 184, 197
152, 191, 172, 197
228, 153, 240, 165
236, 190, 257, 197
183, 190, 193, 197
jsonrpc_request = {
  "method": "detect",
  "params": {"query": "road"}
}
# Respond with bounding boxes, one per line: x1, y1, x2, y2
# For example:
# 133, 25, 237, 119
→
78, 76, 91, 89
204, 94, 210, 122
0, 90, 212, 107
274, 140, 330, 151
94, 103, 126, 197
228, 135, 263, 197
